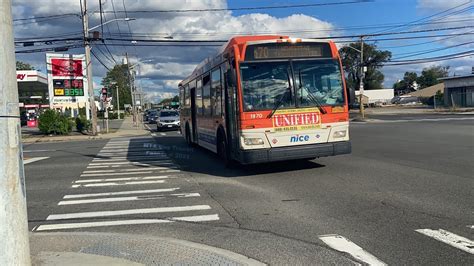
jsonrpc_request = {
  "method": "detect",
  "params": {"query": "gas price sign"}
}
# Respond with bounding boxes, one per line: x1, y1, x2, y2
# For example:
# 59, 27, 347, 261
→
53, 79, 84, 96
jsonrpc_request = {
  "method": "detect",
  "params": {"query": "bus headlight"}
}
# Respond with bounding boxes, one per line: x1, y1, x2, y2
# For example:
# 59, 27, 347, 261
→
333, 130, 347, 138
244, 138, 264, 145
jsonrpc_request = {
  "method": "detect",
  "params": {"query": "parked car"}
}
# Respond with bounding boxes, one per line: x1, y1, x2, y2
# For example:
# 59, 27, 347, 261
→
147, 110, 159, 124
391, 96, 420, 105
156, 110, 180, 131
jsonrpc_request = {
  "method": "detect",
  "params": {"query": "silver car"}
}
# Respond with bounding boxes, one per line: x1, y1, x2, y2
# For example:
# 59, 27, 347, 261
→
156, 110, 180, 131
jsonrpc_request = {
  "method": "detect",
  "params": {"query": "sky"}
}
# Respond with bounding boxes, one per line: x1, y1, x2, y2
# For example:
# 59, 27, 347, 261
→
12, 0, 474, 103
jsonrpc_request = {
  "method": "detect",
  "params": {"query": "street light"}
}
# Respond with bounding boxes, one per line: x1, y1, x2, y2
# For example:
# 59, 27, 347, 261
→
88, 18, 135, 32
81, 0, 135, 134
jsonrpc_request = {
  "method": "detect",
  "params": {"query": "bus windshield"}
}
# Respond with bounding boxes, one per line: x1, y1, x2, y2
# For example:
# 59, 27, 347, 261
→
240, 62, 292, 111
240, 59, 344, 111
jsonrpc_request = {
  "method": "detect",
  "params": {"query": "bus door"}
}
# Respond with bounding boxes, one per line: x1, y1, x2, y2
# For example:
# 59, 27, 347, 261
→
190, 87, 197, 142
224, 66, 239, 154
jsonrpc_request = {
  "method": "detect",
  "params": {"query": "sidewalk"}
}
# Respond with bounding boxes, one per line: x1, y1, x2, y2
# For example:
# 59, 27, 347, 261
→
22, 116, 150, 143
30, 232, 264, 265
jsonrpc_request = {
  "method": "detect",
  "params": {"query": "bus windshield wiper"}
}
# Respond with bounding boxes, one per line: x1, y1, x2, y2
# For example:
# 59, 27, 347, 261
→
267, 70, 292, 118
267, 87, 290, 118
298, 70, 327, 114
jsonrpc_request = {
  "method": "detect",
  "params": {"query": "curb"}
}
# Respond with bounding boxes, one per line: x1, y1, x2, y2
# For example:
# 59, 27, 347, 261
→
30, 232, 266, 266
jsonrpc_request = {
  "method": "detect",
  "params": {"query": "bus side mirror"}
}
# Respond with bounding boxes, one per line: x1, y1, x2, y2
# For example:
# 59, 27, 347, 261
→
347, 87, 356, 106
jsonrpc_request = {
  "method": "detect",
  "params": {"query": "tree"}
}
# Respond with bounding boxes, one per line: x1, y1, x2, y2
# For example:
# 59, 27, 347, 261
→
101, 64, 132, 110
392, 65, 449, 95
417, 65, 449, 89
393, 72, 418, 95
16, 61, 35, 70
339, 42, 392, 90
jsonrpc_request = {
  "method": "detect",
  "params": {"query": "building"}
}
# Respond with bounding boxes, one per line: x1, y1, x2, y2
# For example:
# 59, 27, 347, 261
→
440, 74, 474, 107
17, 70, 49, 109
406, 83, 444, 98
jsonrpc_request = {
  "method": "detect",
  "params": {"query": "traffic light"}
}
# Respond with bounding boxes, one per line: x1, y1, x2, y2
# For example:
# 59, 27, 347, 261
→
101, 87, 108, 102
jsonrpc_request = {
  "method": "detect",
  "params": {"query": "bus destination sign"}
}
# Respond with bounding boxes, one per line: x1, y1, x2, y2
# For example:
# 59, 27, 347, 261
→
245, 42, 332, 60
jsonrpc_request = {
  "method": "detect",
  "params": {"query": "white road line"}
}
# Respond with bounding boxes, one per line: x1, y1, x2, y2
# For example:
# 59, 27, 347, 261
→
63, 188, 180, 199
74, 176, 174, 183
46, 205, 212, 220
89, 161, 173, 166
86, 163, 175, 169
83, 167, 177, 173
319, 235, 386, 266
23, 157, 49, 165
23, 149, 56, 153
469, 225, 473, 229
72, 180, 166, 188
92, 156, 169, 161
100, 148, 162, 152
58, 193, 201, 205
151, 133, 157, 136
80, 170, 179, 177
372, 117, 474, 123
415, 229, 474, 254
160, 133, 166, 136
35, 214, 219, 231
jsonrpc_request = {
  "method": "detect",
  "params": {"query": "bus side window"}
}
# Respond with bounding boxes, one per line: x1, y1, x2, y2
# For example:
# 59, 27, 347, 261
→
185, 84, 190, 107
202, 73, 211, 117
196, 79, 203, 116
211, 68, 222, 117
179, 86, 185, 107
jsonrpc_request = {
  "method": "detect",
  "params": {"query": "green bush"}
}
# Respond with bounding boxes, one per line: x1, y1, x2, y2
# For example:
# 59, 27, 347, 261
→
75, 115, 91, 132
38, 109, 73, 135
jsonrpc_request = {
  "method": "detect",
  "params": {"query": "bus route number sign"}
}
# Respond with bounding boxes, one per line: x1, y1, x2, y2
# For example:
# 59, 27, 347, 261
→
246, 42, 331, 60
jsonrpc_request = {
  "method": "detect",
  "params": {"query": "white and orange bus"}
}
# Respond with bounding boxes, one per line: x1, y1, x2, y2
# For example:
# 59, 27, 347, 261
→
179, 35, 355, 164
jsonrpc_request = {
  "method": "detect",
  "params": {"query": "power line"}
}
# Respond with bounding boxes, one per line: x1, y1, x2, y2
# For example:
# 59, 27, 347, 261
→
90, 48, 112, 71
106, 17, 474, 38
391, 41, 474, 60
383, 50, 474, 65
97, 0, 374, 14
369, 1, 472, 35
377, 29, 474, 49
13, 13, 78, 22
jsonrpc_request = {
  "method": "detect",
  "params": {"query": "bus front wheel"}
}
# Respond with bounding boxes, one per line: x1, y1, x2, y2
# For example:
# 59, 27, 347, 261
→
185, 124, 192, 145
217, 134, 232, 167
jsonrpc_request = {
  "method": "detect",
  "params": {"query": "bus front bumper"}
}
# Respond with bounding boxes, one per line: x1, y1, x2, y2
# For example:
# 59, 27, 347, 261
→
236, 141, 351, 164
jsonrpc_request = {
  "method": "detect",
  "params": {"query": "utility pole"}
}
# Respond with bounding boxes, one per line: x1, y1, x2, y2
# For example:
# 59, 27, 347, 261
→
115, 84, 121, 119
359, 36, 365, 119
82, 0, 98, 135
125, 53, 136, 126
0, 1, 31, 265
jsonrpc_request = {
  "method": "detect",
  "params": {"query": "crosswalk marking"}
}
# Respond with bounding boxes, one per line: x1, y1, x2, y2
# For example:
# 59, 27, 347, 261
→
80, 170, 179, 177
58, 193, 201, 205
83, 167, 178, 174
46, 205, 212, 220
63, 188, 181, 199
74, 175, 174, 183
415, 229, 474, 254
23, 157, 49, 165
89, 160, 173, 166
92, 157, 169, 162
72, 180, 167, 188
86, 163, 175, 169
35, 214, 220, 231
319, 234, 386, 266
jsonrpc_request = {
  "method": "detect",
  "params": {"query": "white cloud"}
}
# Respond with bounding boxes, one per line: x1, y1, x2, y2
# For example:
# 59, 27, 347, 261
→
416, 0, 472, 11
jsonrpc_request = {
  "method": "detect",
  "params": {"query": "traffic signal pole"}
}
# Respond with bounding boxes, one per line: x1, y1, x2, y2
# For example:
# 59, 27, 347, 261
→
359, 36, 365, 119
81, 0, 98, 135
0, 1, 31, 264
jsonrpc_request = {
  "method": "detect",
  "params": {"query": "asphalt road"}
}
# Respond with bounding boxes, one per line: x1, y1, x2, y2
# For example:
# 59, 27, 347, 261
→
24, 113, 474, 265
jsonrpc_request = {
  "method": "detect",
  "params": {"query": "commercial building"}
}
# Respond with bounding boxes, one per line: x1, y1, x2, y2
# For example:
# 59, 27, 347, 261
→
440, 74, 474, 107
